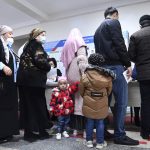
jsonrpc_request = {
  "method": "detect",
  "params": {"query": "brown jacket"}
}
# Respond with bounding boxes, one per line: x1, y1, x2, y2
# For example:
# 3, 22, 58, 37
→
80, 66, 113, 119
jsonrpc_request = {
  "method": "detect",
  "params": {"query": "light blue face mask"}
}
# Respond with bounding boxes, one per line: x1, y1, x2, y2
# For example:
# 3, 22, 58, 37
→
40, 36, 46, 44
7, 38, 14, 47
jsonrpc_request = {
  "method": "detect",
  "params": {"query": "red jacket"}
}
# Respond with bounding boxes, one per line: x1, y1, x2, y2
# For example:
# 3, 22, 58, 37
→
50, 82, 79, 116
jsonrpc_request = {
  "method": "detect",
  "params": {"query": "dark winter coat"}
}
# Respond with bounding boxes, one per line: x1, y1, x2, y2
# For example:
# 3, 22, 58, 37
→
0, 39, 19, 138
17, 39, 50, 87
128, 22, 150, 80
94, 18, 131, 68
0, 40, 8, 77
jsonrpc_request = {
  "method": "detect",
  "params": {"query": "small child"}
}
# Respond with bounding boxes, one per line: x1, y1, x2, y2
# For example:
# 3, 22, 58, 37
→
80, 53, 116, 149
49, 76, 79, 140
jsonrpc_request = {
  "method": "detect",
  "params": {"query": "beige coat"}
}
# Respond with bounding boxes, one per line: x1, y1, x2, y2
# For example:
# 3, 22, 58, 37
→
80, 68, 112, 119
66, 46, 88, 115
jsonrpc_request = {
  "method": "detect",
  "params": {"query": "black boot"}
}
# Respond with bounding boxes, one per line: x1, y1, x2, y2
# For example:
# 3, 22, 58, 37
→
0, 135, 13, 144
24, 130, 39, 142
39, 130, 52, 140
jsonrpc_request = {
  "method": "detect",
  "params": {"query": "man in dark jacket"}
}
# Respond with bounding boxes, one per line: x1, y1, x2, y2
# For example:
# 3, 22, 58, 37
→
94, 7, 139, 146
128, 15, 150, 140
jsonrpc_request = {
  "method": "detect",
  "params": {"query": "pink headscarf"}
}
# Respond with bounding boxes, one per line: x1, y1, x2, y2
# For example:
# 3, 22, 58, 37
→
61, 28, 86, 70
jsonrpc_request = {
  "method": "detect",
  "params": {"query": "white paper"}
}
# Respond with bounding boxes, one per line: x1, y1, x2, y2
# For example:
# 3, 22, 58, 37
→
123, 70, 132, 84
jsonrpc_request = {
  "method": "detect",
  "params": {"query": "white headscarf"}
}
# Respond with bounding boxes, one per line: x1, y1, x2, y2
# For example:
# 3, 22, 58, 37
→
0, 25, 13, 35
0, 25, 13, 63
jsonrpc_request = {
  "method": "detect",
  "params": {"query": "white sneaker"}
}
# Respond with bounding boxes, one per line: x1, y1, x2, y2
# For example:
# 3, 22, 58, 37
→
62, 131, 69, 138
56, 133, 61, 140
83, 131, 86, 139
86, 141, 93, 148
96, 141, 107, 149
73, 130, 78, 136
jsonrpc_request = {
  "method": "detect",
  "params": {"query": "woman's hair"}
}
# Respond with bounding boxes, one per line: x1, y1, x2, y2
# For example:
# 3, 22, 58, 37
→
47, 57, 57, 68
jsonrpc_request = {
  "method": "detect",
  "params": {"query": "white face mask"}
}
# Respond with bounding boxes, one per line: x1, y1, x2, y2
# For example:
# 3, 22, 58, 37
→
39, 36, 46, 44
6, 38, 14, 47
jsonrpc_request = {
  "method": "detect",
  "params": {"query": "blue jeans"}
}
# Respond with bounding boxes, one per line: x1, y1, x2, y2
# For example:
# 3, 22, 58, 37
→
86, 118, 104, 144
105, 65, 128, 139
57, 115, 70, 133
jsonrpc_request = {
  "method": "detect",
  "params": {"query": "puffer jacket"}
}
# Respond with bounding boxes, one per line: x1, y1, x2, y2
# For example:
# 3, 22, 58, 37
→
128, 21, 150, 81
80, 65, 115, 119
50, 82, 79, 116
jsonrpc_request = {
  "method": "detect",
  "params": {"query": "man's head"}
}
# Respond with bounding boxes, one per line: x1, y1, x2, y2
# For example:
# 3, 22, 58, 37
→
58, 76, 68, 91
88, 53, 105, 67
104, 7, 119, 20
139, 15, 150, 28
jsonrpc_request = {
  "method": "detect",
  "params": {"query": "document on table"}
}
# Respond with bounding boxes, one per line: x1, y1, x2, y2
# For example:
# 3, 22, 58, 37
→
123, 70, 132, 83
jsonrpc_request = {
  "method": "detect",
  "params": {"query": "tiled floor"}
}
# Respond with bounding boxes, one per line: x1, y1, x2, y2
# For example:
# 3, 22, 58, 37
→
0, 129, 150, 150
1, 112, 149, 150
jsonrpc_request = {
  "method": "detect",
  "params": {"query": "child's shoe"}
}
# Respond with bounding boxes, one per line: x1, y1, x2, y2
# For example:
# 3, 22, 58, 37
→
96, 141, 107, 149
83, 131, 86, 139
73, 130, 78, 136
56, 133, 61, 140
86, 141, 93, 148
62, 131, 69, 138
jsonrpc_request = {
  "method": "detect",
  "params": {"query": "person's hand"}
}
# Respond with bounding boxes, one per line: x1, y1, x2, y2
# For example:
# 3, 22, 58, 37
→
3, 65, 12, 76
65, 109, 69, 115
126, 66, 132, 79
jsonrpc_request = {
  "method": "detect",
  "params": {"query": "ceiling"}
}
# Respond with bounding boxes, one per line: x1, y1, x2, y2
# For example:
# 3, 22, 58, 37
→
0, 0, 149, 30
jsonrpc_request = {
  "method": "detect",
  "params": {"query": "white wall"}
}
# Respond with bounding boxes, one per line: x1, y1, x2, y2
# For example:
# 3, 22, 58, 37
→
14, 1, 150, 42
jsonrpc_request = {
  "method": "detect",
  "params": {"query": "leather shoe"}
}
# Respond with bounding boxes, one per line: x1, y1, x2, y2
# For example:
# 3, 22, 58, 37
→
114, 136, 139, 146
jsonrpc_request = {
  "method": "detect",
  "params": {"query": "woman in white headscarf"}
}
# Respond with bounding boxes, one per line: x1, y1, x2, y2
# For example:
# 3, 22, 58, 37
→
0, 25, 19, 143
61, 28, 88, 136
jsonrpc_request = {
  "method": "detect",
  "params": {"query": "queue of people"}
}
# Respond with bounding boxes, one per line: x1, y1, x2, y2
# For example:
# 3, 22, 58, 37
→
0, 5, 150, 149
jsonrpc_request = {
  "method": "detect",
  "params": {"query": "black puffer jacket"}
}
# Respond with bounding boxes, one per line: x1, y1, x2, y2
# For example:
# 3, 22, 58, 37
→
94, 18, 131, 68
128, 21, 150, 80
17, 39, 50, 87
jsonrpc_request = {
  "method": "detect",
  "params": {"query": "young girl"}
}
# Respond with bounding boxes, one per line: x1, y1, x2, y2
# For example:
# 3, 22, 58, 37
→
49, 76, 79, 140
61, 28, 88, 137
80, 53, 116, 149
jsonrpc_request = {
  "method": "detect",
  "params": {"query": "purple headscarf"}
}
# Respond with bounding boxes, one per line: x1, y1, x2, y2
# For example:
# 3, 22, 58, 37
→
61, 28, 86, 70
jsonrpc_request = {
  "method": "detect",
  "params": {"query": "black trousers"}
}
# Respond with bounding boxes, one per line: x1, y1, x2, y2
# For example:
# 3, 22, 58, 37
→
19, 86, 52, 133
139, 80, 150, 135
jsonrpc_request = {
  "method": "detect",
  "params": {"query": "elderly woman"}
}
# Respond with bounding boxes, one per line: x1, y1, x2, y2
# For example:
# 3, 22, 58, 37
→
0, 25, 19, 143
61, 28, 88, 137
17, 28, 52, 142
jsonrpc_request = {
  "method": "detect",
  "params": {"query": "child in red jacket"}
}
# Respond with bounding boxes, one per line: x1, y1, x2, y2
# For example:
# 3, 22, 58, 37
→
50, 76, 79, 140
